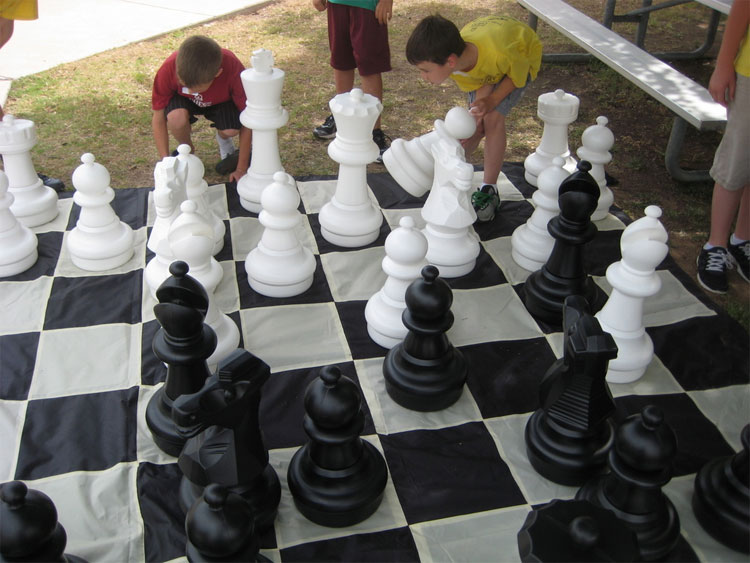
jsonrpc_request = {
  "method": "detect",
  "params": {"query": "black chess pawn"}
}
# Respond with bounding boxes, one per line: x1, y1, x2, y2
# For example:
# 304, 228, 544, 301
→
577, 405, 681, 561
517, 498, 639, 562
0, 481, 87, 563
523, 160, 603, 328
287, 365, 388, 527
692, 423, 750, 554
382, 265, 467, 411
146, 261, 217, 456
172, 349, 280, 532
525, 295, 618, 485
185, 484, 263, 563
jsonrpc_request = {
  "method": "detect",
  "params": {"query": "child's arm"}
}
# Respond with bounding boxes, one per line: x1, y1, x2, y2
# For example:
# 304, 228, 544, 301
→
312, 0, 326, 12
708, 0, 749, 106
469, 75, 515, 119
374, 0, 392, 25
229, 126, 252, 183
151, 110, 170, 158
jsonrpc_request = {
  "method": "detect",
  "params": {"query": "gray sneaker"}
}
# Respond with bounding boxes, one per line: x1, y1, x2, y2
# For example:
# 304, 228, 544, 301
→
696, 246, 731, 294
471, 185, 500, 222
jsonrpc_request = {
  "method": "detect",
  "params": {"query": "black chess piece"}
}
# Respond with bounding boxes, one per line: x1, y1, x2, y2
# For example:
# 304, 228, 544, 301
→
577, 405, 681, 561
382, 265, 467, 411
172, 348, 281, 533
185, 483, 264, 563
692, 423, 750, 554
523, 160, 603, 327
525, 295, 618, 485
145, 261, 217, 457
0, 481, 87, 563
287, 365, 388, 527
517, 498, 640, 562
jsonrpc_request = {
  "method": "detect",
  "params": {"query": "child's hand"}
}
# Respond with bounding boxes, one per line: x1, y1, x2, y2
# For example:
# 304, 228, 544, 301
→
375, 0, 392, 24
469, 100, 490, 120
313, 0, 326, 11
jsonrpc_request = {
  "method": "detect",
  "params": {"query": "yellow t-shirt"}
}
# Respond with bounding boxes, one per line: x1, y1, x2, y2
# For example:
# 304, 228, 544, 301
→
0, 0, 38, 20
450, 15, 543, 93
735, 26, 750, 78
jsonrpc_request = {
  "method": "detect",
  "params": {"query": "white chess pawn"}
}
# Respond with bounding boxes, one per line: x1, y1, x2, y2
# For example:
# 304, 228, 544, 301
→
245, 171, 316, 297
383, 106, 477, 197
67, 153, 134, 271
524, 89, 579, 187
169, 199, 237, 370
176, 144, 225, 255
319, 88, 384, 247
0, 115, 58, 226
421, 131, 479, 278
365, 215, 428, 348
0, 169, 38, 277
578, 116, 615, 221
511, 157, 570, 272
596, 205, 669, 384
236, 48, 288, 213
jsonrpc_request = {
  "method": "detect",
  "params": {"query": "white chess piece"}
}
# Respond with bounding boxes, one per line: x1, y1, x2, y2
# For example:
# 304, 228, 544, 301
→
0, 169, 38, 277
365, 215, 428, 348
319, 88, 384, 247
578, 116, 615, 221
236, 48, 288, 213
67, 153, 134, 271
596, 205, 669, 384
245, 171, 316, 297
169, 199, 237, 370
176, 144, 225, 254
511, 157, 570, 272
524, 89, 579, 187
383, 106, 476, 197
0, 115, 58, 227
421, 129, 480, 278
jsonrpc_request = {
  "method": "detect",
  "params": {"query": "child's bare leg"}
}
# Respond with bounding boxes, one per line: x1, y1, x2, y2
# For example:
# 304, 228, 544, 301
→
361, 72, 383, 129
166, 108, 194, 152
708, 183, 744, 247
481, 110, 506, 186
734, 186, 750, 240
333, 68, 355, 94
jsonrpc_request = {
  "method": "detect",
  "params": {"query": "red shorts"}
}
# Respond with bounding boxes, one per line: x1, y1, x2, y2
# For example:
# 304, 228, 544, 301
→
327, 2, 391, 76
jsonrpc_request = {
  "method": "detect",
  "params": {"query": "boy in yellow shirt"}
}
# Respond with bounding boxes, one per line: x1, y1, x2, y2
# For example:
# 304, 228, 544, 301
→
406, 14, 542, 221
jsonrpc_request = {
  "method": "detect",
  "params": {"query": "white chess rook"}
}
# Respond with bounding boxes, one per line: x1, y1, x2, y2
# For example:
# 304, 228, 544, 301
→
524, 89, 579, 187
319, 88, 383, 247
596, 205, 668, 384
511, 157, 569, 272
66, 153, 134, 271
0, 169, 38, 277
0, 115, 58, 227
578, 116, 615, 221
383, 106, 476, 198
365, 215, 428, 348
421, 133, 479, 278
245, 171, 316, 297
237, 48, 288, 213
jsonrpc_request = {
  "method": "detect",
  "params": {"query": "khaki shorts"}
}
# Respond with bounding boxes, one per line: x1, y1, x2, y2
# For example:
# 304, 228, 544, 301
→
710, 73, 750, 191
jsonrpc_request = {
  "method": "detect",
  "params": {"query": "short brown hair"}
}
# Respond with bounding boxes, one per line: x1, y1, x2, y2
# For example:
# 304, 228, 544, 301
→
176, 35, 223, 87
406, 14, 466, 66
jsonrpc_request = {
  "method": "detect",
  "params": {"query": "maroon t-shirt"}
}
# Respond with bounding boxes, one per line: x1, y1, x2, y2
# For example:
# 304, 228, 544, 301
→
151, 48, 246, 111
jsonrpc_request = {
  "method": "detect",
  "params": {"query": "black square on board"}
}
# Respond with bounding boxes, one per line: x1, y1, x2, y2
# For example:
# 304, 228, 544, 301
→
474, 199, 534, 241
308, 213, 391, 255
236, 257, 333, 309
0, 332, 39, 400
280, 527, 419, 562
336, 300, 389, 360
442, 246, 507, 290
137, 462, 188, 563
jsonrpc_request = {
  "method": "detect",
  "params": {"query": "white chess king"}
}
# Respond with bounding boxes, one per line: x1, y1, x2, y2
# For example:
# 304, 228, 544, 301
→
0, 169, 38, 277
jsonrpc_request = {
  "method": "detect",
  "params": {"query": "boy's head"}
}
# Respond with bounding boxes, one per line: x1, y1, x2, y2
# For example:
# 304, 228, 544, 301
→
405, 15, 466, 85
176, 35, 224, 92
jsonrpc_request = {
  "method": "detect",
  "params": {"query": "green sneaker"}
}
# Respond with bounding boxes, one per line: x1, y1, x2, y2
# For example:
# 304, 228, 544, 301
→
471, 184, 500, 222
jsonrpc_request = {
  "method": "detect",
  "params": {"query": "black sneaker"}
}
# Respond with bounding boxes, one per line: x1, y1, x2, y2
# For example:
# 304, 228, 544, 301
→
38, 173, 65, 193
215, 151, 239, 175
728, 240, 750, 283
372, 128, 390, 163
313, 115, 336, 140
471, 184, 500, 222
696, 246, 731, 294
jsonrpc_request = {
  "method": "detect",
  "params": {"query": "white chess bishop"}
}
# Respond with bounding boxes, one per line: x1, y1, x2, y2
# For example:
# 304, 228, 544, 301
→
524, 89, 579, 186
0, 115, 58, 227
0, 169, 38, 277
511, 156, 570, 272
176, 144, 225, 255
383, 106, 476, 197
596, 205, 669, 384
319, 88, 383, 247
236, 48, 288, 213
421, 130, 479, 278
578, 116, 615, 221
365, 215, 428, 348
245, 171, 316, 297
168, 199, 238, 370
66, 153, 134, 271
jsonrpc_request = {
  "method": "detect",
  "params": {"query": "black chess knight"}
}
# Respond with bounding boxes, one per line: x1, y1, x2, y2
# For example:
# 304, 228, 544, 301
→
172, 349, 281, 533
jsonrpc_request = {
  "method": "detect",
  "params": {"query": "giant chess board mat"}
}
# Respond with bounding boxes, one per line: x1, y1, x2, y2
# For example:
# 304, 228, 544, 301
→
1, 163, 748, 562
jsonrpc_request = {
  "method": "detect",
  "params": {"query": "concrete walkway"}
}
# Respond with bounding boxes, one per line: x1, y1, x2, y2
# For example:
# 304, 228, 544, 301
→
0, 0, 270, 107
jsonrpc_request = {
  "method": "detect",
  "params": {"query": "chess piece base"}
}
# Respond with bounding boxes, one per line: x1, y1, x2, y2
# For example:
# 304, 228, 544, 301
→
0, 248, 37, 277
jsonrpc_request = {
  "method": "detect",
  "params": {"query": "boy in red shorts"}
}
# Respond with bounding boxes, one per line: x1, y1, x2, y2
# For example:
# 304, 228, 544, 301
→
151, 35, 251, 182
311, 0, 393, 162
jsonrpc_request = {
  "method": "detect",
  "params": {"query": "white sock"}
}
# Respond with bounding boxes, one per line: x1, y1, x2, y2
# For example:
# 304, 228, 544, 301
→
730, 233, 747, 246
704, 242, 718, 250
216, 132, 236, 159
